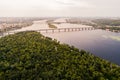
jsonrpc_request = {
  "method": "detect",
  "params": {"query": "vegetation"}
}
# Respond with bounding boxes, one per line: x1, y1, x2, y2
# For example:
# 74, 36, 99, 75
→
48, 23, 57, 29
66, 18, 120, 32
0, 31, 120, 80
0, 22, 33, 34
101, 26, 120, 32
92, 19, 120, 32
0, 17, 45, 35
92, 19, 120, 26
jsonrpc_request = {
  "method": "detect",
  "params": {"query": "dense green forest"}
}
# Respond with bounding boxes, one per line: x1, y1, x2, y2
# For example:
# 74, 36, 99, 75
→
66, 18, 120, 32
48, 23, 57, 29
0, 31, 120, 80
92, 19, 120, 26
92, 19, 120, 32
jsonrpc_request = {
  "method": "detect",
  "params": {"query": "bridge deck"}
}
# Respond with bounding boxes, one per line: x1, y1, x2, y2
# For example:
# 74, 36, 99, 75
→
37, 27, 94, 33
0, 27, 95, 37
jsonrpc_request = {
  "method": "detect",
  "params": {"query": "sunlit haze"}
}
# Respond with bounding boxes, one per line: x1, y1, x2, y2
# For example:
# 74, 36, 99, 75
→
0, 0, 120, 17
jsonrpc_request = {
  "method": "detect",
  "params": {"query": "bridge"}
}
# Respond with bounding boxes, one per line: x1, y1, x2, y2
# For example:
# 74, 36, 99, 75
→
37, 27, 94, 33
0, 27, 95, 37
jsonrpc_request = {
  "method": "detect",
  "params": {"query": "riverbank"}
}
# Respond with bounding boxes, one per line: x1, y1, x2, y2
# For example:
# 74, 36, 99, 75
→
0, 20, 49, 37
1, 19, 120, 65
0, 22, 33, 36
0, 31, 119, 79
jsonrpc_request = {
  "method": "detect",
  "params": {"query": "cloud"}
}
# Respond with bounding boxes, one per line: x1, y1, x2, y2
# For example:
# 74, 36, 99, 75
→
55, 0, 75, 5
55, 0, 94, 8
0, 0, 120, 17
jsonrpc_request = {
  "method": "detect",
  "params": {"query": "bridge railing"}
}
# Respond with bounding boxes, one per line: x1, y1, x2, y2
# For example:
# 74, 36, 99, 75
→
0, 27, 95, 37
37, 27, 95, 33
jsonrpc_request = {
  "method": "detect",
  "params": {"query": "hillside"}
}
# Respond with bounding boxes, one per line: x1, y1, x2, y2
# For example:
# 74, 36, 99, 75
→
0, 31, 120, 80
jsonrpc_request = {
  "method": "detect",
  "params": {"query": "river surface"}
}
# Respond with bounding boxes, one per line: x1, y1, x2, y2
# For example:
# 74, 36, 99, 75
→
43, 30, 120, 65
2, 20, 120, 65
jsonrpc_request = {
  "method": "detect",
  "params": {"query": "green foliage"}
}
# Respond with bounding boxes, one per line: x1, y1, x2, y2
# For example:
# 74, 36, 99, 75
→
0, 31, 120, 80
48, 23, 57, 29
101, 26, 120, 31
0, 22, 33, 34
92, 19, 120, 31
93, 19, 120, 26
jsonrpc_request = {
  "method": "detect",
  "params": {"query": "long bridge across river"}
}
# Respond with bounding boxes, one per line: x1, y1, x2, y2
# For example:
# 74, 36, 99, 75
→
0, 27, 95, 37
36, 27, 94, 33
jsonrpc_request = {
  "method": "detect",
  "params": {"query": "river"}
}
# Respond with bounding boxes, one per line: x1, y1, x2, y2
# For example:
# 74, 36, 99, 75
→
2, 20, 120, 65
43, 30, 120, 65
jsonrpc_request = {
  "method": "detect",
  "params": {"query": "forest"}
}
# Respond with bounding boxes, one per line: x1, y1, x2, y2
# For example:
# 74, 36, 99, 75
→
66, 18, 120, 32
0, 31, 120, 80
92, 19, 120, 32
48, 23, 57, 29
92, 19, 120, 26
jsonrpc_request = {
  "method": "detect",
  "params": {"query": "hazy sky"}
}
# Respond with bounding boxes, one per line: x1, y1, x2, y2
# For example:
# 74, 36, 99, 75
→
0, 0, 120, 17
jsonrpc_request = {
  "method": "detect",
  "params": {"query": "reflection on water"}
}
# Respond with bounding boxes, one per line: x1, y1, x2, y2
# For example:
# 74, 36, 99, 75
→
1, 20, 120, 65
43, 30, 120, 65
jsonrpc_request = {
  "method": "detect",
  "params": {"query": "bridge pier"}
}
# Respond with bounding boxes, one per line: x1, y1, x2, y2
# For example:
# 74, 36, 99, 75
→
64, 29, 66, 32
58, 29, 60, 32
36, 27, 94, 33
81, 28, 83, 31
75, 29, 77, 31
52, 29, 54, 33
71, 28, 72, 31
90, 28, 92, 30
68, 28, 70, 32
88, 28, 90, 30
46, 30, 48, 33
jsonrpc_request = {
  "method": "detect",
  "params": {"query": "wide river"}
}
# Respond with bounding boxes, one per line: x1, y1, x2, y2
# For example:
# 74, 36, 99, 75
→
6, 20, 120, 65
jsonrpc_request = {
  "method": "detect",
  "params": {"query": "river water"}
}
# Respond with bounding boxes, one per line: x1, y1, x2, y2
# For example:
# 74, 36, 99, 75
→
43, 30, 120, 65
2, 20, 120, 65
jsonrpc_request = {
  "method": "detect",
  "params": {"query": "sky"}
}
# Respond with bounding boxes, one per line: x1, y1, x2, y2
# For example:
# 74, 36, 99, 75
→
0, 0, 120, 17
